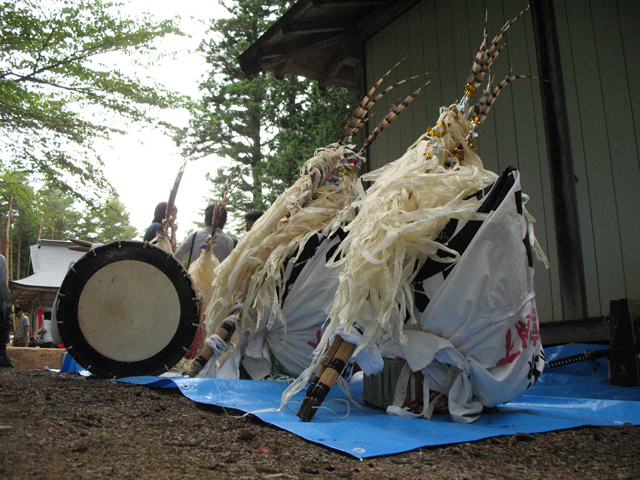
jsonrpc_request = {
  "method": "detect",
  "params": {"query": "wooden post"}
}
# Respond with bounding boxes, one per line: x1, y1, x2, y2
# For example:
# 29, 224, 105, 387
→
5, 194, 11, 279
16, 230, 21, 281
530, 0, 588, 320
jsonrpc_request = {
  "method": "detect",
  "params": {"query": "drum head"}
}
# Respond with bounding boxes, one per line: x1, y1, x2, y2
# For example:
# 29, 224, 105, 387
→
57, 241, 199, 378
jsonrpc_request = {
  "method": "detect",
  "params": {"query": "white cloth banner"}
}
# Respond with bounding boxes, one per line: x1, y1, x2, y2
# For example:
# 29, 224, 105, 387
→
209, 232, 343, 379
206, 169, 545, 425
385, 168, 545, 422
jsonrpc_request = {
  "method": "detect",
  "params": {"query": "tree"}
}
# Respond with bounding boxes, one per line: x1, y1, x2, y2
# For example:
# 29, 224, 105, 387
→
36, 187, 138, 244
75, 194, 139, 243
185, 0, 355, 231
0, 167, 139, 280
0, 169, 40, 280
0, 0, 187, 200
38, 186, 80, 241
262, 79, 356, 205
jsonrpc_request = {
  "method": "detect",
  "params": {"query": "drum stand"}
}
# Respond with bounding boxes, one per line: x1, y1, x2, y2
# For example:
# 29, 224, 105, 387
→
297, 336, 357, 422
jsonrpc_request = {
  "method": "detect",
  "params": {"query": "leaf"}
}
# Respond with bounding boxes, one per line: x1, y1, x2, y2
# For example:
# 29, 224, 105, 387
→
0, 0, 188, 198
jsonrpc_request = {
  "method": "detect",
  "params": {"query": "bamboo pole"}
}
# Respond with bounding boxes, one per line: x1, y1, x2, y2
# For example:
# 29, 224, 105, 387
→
297, 339, 357, 422
187, 317, 237, 377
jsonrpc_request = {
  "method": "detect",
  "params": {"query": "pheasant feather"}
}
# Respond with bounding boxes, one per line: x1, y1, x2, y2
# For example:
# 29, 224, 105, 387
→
465, 7, 529, 98
471, 73, 530, 124
339, 62, 426, 143
360, 80, 430, 152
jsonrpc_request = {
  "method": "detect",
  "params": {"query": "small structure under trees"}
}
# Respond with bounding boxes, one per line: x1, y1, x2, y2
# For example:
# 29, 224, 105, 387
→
7, 240, 83, 313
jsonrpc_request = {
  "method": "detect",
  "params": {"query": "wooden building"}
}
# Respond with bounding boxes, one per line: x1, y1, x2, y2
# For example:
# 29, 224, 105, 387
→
239, 0, 640, 342
8, 239, 84, 315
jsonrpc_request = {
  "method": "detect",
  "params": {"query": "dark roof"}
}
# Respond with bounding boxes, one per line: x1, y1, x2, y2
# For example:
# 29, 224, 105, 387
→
8, 239, 85, 309
238, 0, 421, 90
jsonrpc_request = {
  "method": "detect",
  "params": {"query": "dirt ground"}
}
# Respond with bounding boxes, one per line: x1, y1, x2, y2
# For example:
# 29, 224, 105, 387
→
1, 368, 639, 480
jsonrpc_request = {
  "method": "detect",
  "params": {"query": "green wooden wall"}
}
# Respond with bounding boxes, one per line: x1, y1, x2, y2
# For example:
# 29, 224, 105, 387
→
363, 0, 640, 323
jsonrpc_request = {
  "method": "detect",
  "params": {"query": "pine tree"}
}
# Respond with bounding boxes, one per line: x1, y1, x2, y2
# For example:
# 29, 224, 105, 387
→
185, 0, 355, 232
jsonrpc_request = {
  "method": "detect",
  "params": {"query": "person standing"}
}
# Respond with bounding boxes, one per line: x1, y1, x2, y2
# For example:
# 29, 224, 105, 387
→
37, 311, 54, 348
11, 306, 29, 347
175, 204, 234, 268
244, 210, 264, 232
143, 202, 178, 253
0, 254, 12, 367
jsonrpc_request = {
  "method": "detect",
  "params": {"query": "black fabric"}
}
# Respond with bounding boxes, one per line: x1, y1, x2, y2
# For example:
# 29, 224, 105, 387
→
0, 303, 10, 356
409, 167, 522, 314
513, 187, 534, 268
281, 228, 347, 305
413, 167, 518, 284
281, 233, 322, 305
186, 232, 198, 269
325, 228, 348, 263
413, 282, 430, 314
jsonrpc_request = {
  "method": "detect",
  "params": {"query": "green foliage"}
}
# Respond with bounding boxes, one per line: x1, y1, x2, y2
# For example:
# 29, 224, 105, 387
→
36, 188, 138, 243
0, 169, 40, 279
38, 186, 80, 240
262, 80, 356, 205
0, 0, 188, 199
184, 0, 355, 235
0, 167, 138, 279
76, 195, 139, 243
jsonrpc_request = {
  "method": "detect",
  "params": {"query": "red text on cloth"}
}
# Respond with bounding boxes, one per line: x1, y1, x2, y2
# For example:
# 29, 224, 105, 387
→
496, 308, 540, 367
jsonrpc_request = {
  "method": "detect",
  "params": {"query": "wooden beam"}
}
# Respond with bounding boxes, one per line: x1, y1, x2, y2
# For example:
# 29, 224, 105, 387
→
239, 0, 421, 88
259, 35, 341, 71
319, 55, 348, 88
319, 35, 362, 87
540, 317, 609, 346
282, 20, 349, 35
313, 0, 385, 7
530, 0, 588, 321
258, 32, 340, 58
274, 58, 295, 79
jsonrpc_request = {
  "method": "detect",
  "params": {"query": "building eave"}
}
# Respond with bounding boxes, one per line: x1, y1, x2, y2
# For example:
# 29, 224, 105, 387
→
238, 0, 421, 89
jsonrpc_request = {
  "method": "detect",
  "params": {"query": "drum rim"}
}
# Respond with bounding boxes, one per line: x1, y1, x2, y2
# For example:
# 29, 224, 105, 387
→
57, 240, 199, 378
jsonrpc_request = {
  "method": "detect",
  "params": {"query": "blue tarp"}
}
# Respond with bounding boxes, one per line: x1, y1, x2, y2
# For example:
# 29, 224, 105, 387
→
61, 344, 640, 459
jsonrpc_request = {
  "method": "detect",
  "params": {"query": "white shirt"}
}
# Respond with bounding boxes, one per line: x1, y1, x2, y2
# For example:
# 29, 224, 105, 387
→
38, 319, 53, 344
14, 315, 29, 339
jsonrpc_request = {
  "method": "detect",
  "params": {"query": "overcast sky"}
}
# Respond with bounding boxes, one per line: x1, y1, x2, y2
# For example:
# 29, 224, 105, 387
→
98, 0, 230, 239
